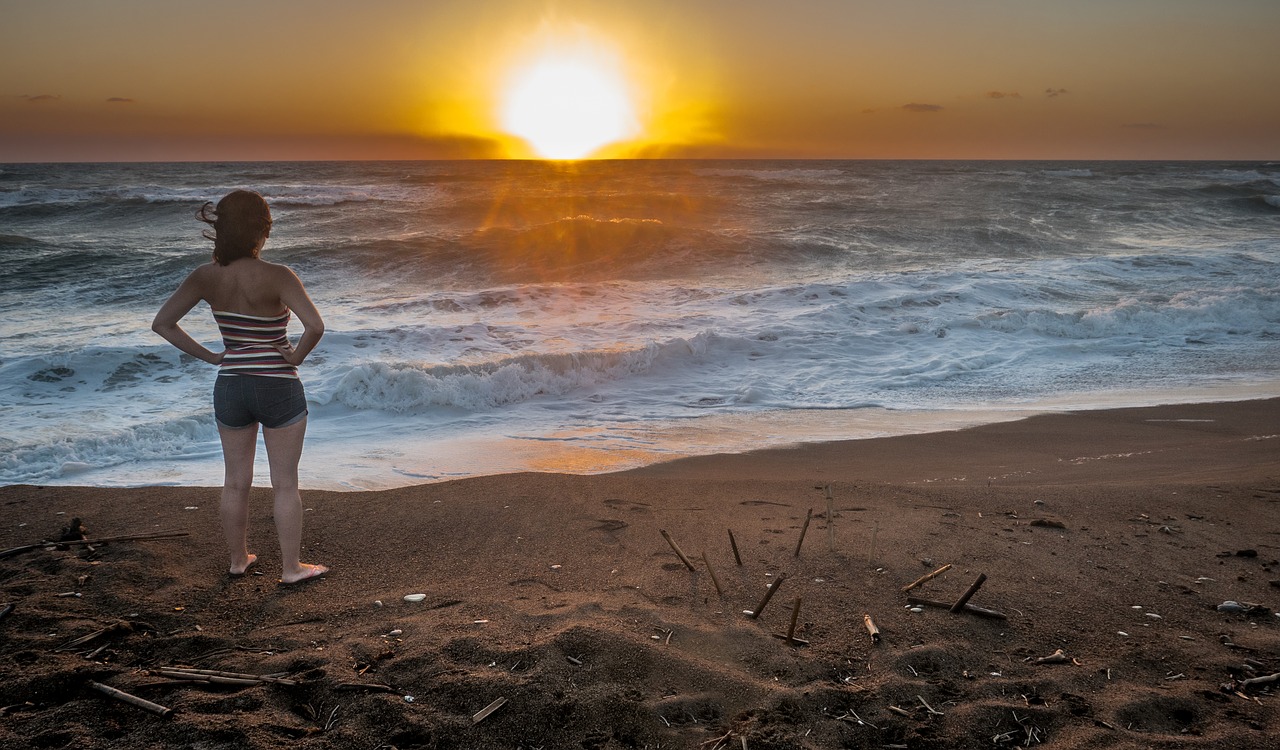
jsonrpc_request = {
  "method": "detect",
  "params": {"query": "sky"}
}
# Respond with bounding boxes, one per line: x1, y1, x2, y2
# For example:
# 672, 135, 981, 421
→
2, 0, 1278, 161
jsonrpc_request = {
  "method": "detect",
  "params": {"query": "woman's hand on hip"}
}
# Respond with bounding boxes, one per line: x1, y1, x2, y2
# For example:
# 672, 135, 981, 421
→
273, 340, 303, 366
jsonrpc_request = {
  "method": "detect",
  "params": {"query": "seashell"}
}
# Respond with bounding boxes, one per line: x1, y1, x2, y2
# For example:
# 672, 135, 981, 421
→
403, 593, 426, 602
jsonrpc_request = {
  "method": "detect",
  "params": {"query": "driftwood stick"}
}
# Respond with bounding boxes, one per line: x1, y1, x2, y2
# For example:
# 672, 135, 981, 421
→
57, 620, 134, 652
1241, 673, 1280, 689
907, 595, 1006, 620
1, 531, 190, 559
784, 597, 802, 644
748, 574, 786, 619
88, 681, 173, 717
727, 529, 742, 566
902, 563, 952, 593
471, 697, 507, 724
154, 667, 297, 686
336, 682, 400, 693
156, 672, 260, 687
659, 530, 697, 572
863, 614, 881, 644
917, 695, 944, 716
794, 509, 813, 557
950, 573, 988, 613
701, 551, 724, 598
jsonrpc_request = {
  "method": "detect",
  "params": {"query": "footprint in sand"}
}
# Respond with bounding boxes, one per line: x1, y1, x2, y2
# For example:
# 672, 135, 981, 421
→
592, 518, 628, 534
604, 498, 651, 513
509, 578, 560, 591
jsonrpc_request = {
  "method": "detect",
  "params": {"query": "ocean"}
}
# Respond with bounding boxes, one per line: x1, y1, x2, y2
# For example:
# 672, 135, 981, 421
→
2, 160, 1278, 489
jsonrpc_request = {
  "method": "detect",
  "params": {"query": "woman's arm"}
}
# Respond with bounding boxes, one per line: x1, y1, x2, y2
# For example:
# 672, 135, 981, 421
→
274, 266, 325, 366
152, 269, 223, 365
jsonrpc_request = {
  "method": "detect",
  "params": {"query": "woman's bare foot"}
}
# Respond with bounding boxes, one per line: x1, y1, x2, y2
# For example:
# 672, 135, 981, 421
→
229, 553, 258, 576
280, 563, 328, 585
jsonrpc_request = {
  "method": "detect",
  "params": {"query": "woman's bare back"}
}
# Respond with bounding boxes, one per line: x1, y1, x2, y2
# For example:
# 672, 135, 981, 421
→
196, 258, 291, 316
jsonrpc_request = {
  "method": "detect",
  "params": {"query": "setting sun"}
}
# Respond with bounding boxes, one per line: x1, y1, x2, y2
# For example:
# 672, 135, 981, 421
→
499, 46, 638, 159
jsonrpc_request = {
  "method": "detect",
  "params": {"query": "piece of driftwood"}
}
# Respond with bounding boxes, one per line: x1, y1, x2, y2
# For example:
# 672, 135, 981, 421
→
728, 529, 742, 566
748, 574, 787, 620
1, 530, 190, 559
154, 667, 297, 686
88, 681, 173, 717
1033, 649, 1076, 665
907, 596, 1007, 620
702, 551, 724, 598
56, 620, 134, 652
794, 509, 813, 557
950, 573, 988, 613
917, 695, 944, 716
336, 682, 399, 693
863, 614, 881, 644
901, 564, 952, 593
1240, 672, 1280, 690
659, 530, 697, 572
783, 597, 802, 644
156, 671, 259, 687
471, 697, 507, 724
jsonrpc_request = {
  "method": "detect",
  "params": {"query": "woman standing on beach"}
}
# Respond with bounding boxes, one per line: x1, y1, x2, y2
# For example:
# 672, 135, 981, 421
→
152, 190, 328, 584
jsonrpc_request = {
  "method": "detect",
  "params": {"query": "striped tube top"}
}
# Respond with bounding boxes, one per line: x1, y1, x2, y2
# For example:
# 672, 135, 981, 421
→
212, 309, 298, 379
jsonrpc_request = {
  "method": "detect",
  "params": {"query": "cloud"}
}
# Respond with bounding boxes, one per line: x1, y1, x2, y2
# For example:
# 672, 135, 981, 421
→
105, 97, 135, 103
1044, 88, 1069, 98
985, 91, 1021, 100
901, 102, 943, 113
20, 94, 60, 103
1122, 122, 1164, 129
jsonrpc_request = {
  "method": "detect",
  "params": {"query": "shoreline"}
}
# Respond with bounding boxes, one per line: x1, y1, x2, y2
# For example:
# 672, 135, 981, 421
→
25, 386, 1280, 491
1, 397, 1277, 748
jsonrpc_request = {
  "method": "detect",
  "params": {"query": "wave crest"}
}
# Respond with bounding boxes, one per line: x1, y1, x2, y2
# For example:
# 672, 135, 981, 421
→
0, 415, 218, 484
327, 334, 716, 412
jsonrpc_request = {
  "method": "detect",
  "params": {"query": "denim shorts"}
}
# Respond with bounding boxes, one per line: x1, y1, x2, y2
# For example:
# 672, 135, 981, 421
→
213, 374, 308, 430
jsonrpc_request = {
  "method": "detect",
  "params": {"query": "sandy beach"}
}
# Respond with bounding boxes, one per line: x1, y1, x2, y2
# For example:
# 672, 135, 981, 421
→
1, 398, 1278, 749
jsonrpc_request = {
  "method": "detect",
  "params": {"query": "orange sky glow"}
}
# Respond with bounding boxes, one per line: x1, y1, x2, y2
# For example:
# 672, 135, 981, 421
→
2, 0, 1278, 161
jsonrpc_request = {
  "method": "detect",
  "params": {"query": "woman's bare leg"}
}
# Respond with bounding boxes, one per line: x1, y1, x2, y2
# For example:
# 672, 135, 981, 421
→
218, 424, 259, 575
263, 416, 327, 583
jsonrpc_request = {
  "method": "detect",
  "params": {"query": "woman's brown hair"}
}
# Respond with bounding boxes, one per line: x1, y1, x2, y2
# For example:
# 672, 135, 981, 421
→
197, 190, 272, 265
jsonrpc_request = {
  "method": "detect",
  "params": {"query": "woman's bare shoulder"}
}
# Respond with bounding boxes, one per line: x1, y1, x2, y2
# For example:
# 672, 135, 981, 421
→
260, 260, 303, 283
185, 261, 221, 284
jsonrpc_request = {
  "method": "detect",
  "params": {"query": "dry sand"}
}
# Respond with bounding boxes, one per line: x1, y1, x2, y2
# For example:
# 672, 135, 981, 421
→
1, 399, 1278, 749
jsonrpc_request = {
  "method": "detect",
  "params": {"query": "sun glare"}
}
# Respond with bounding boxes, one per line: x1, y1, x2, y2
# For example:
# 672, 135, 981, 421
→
500, 45, 638, 159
